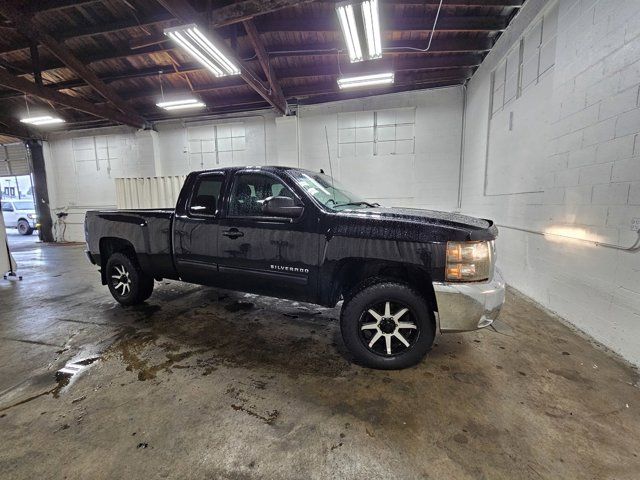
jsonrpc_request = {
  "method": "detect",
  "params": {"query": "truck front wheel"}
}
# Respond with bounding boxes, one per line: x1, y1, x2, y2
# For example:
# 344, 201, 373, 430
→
105, 252, 154, 306
17, 220, 33, 235
340, 281, 435, 369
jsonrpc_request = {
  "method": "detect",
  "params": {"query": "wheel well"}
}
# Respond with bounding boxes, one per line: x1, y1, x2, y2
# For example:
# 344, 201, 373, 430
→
333, 259, 437, 313
99, 237, 136, 284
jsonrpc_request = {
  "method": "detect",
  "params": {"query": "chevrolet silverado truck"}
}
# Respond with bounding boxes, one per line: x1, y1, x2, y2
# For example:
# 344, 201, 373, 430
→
85, 166, 504, 369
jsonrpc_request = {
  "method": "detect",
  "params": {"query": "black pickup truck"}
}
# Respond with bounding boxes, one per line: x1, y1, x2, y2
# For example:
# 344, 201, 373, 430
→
85, 166, 504, 369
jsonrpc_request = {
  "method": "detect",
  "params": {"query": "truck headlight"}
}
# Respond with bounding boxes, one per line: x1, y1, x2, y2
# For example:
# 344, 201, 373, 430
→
446, 241, 492, 282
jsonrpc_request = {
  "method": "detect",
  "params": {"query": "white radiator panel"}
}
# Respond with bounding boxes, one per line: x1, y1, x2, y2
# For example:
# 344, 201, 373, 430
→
115, 176, 186, 209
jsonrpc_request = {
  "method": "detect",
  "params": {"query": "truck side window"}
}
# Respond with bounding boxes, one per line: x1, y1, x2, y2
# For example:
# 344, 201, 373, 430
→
229, 173, 294, 217
189, 176, 223, 216
1, 202, 13, 212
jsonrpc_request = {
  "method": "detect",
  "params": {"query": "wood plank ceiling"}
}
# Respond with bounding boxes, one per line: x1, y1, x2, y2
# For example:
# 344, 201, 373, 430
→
0, 0, 524, 142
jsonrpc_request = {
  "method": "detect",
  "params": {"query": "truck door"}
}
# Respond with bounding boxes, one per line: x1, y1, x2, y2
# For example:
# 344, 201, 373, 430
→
172, 172, 226, 285
217, 170, 320, 302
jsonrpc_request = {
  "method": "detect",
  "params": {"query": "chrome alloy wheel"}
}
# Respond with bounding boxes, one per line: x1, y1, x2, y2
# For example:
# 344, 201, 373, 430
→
358, 301, 420, 356
111, 264, 132, 297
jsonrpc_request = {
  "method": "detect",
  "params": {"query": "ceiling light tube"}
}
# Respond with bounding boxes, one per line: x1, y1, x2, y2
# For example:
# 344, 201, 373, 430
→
336, 4, 363, 62
168, 31, 225, 77
165, 24, 240, 77
156, 98, 200, 108
345, 5, 363, 62
362, 0, 381, 59
337, 6, 357, 62
162, 102, 206, 111
189, 27, 239, 75
156, 98, 206, 110
20, 115, 65, 125
337, 72, 394, 89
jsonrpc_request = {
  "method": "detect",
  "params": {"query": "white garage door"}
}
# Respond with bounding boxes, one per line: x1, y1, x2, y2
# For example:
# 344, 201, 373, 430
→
0, 143, 30, 176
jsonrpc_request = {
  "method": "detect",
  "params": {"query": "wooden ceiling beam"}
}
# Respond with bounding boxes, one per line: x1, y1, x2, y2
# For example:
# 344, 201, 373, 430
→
255, 16, 508, 32
261, 38, 494, 56
0, 1, 148, 128
0, 68, 146, 128
115, 66, 474, 102
290, 80, 465, 104
28, 1, 100, 13
284, 69, 473, 98
242, 19, 288, 114
156, 0, 287, 115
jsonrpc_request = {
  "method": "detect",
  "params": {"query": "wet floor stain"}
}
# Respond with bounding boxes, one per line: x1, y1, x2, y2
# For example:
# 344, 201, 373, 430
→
103, 300, 350, 380
105, 329, 206, 381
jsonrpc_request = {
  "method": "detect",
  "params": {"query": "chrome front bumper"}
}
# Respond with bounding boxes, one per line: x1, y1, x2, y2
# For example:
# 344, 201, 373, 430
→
433, 269, 505, 333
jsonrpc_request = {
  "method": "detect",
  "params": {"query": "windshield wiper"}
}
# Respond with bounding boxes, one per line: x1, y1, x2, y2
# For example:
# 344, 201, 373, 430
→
333, 201, 378, 208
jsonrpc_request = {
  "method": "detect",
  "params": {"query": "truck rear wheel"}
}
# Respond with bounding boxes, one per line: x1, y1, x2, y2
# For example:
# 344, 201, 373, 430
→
340, 281, 435, 369
106, 252, 154, 306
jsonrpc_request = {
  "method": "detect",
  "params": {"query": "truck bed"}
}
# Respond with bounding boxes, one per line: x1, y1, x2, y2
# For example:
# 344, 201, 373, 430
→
85, 209, 177, 281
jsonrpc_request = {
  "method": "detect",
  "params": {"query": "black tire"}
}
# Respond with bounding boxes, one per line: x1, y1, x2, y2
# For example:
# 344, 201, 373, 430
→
17, 220, 33, 236
340, 281, 435, 369
105, 252, 154, 306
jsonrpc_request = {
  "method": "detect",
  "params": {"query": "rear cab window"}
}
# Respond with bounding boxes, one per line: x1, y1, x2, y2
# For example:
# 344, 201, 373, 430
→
188, 174, 224, 216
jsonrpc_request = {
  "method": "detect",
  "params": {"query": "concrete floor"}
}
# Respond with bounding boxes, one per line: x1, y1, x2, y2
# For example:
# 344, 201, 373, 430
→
0, 237, 639, 480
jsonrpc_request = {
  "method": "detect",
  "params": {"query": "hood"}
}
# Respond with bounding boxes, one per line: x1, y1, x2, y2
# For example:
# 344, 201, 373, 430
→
332, 206, 497, 242
360, 207, 490, 228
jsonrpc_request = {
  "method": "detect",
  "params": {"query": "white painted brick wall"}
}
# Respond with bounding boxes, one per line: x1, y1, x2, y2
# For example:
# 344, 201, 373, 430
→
591, 182, 630, 204
462, 0, 640, 366
630, 182, 640, 204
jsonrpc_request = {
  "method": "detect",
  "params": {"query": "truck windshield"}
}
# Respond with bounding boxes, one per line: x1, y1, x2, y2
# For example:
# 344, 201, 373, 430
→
288, 170, 376, 211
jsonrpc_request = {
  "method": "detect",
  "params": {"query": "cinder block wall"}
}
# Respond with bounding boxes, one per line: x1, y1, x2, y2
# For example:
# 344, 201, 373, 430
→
462, 0, 640, 365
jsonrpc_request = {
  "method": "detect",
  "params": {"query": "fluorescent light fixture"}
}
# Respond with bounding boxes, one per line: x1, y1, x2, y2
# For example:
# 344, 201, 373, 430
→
20, 115, 65, 125
164, 24, 240, 77
156, 98, 206, 111
337, 72, 394, 89
336, 0, 382, 62
362, 0, 382, 59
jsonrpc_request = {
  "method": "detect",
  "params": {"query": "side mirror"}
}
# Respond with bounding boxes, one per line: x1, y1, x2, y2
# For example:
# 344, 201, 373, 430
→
262, 196, 304, 218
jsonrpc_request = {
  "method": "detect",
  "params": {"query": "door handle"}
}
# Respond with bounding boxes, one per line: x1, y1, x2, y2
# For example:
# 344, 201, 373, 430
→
222, 228, 244, 239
